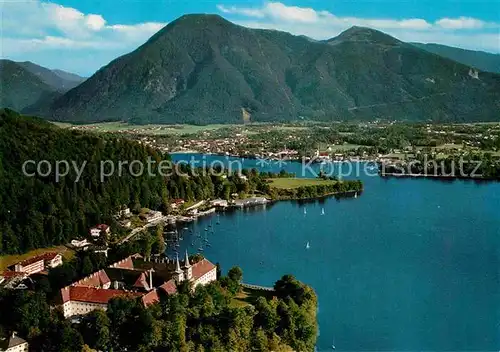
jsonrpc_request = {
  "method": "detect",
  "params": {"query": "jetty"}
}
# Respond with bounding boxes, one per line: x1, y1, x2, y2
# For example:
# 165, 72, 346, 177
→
241, 283, 275, 292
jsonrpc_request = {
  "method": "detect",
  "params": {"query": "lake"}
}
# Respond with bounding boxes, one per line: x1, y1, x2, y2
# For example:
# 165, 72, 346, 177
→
170, 153, 500, 351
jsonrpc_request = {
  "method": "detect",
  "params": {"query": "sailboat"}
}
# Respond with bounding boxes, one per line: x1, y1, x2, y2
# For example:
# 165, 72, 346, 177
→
354, 192, 358, 198
304, 208, 307, 215
306, 242, 310, 249
321, 208, 325, 215
332, 337, 336, 350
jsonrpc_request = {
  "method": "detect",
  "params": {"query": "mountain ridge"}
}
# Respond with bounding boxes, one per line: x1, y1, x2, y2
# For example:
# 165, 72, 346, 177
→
411, 43, 500, 74
0, 60, 86, 111
23, 14, 500, 124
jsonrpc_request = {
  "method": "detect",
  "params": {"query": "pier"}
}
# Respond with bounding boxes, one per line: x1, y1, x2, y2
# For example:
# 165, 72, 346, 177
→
241, 283, 275, 292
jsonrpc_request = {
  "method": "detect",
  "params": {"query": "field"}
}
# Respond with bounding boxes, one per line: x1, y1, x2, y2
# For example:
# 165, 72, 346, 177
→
51, 121, 241, 135
268, 178, 336, 189
0, 245, 74, 271
52, 121, 326, 136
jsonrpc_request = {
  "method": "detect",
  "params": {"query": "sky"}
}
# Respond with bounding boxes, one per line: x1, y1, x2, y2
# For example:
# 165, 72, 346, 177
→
2, 0, 499, 76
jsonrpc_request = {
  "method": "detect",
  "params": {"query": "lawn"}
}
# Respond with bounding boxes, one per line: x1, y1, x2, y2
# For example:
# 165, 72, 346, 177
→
230, 286, 275, 308
268, 178, 336, 189
0, 245, 75, 271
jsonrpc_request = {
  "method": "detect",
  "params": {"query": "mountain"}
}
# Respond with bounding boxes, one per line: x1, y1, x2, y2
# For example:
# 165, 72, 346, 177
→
17, 61, 86, 91
0, 60, 86, 111
52, 69, 87, 85
412, 43, 500, 74
0, 60, 61, 111
35, 15, 500, 124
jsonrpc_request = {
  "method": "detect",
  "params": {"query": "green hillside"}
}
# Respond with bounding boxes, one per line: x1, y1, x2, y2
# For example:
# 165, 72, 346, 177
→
0, 60, 61, 111
17, 61, 85, 91
412, 43, 500, 74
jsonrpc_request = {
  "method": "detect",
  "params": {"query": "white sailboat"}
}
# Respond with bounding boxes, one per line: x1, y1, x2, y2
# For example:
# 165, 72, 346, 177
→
321, 208, 325, 215
304, 208, 307, 215
306, 242, 310, 249
332, 336, 336, 350
354, 192, 358, 198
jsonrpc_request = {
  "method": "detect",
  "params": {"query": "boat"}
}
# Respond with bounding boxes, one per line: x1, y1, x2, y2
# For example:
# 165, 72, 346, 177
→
190, 241, 194, 246
354, 192, 358, 198
321, 208, 325, 215
206, 243, 212, 247
183, 227, 189, 230
204, 228, 208, 231
332, 337, 335, 350
304, 208, 307, 215
306, 242, 310, 249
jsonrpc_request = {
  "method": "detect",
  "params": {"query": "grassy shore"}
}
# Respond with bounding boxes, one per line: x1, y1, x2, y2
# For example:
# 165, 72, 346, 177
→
268, 177, 337, 189
0, 245, 75, 271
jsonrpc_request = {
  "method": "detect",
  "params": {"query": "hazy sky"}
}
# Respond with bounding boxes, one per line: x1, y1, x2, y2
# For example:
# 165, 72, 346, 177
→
2, 0, 499, 75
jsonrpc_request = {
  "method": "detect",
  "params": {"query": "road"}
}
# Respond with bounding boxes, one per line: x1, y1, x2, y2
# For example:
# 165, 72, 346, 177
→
118, 217, 168, 244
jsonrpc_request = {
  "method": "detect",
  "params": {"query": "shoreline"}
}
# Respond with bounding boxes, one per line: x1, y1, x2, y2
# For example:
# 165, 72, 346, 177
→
380, 172, 500, 182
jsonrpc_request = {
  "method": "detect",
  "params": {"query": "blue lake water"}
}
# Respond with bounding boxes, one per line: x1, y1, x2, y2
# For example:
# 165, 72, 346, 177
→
170, 153, 500, 351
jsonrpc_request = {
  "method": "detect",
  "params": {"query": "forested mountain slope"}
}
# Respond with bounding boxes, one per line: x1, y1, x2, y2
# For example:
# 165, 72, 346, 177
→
35, 15, 500, 124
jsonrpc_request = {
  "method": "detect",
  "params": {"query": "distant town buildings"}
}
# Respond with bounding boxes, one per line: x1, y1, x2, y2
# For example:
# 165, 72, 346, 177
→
70, 239, 91, 249
0, 271, 28, 290
233, 197, 269, 208
170, 199, 185, 210
210, 199, 229, 208
117, 207, 131, 218
140, 210, 163, 223
90, 224, 110, 238
0, 332, 28, 352
11, 252, 62, 275
59, 253, 216, 318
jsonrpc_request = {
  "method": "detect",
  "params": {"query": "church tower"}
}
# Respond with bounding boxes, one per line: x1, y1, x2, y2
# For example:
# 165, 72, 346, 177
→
173, 254, 184, 283
183, 250, 192, 281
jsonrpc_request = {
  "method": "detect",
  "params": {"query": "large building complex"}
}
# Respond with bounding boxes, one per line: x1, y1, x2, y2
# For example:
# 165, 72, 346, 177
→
59, 253, 217, 318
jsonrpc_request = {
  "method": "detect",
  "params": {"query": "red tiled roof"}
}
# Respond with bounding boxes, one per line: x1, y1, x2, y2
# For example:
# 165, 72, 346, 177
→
191, 259, 216, 280
14, 252, 60, 267
109, 256, 134, 270
1, 270, 27, 279
62, 286, 142, 304
96, 224, 109, 231
72, 269, 110, 288
159, 279, 177, 295
133, 272, 149, 289
141, 290, 160, 306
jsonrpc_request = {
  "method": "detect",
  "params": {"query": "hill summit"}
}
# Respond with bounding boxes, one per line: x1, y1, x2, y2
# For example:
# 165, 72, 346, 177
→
30, 14, 500, 124
327, 26, 403, 46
